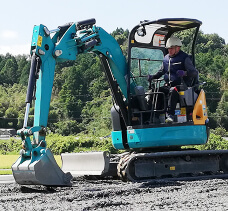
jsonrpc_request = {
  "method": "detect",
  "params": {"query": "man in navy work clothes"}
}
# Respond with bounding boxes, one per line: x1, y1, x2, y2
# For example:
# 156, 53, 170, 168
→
148, 36, 198, 123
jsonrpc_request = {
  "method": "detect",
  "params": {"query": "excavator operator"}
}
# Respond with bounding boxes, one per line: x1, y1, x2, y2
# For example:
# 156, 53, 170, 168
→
148, 36, 198, 123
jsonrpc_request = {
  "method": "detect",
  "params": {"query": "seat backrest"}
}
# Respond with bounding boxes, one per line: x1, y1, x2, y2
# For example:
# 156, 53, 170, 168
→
134, 86, 148, 111
179, 87, 198, 107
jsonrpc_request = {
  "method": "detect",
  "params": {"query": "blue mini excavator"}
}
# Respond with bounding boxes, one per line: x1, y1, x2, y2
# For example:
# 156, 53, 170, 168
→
12, 18, 228, 186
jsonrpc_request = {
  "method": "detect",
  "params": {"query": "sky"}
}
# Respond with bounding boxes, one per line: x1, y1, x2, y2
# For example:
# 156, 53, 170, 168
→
0, 0, 227, 55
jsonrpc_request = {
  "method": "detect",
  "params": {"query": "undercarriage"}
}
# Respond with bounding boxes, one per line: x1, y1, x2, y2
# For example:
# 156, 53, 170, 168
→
116, 150, 228, 182
61, 149, 228, 182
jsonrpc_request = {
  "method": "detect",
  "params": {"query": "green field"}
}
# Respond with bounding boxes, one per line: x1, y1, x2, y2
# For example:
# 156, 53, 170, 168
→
0, 155, 62, 175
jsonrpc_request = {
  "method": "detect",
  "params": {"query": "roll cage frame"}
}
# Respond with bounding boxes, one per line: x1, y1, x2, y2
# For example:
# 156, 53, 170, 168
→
126, 18, 202, 125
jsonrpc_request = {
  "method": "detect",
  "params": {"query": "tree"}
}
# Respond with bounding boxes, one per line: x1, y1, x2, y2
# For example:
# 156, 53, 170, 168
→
111, 28, 129, 56
4, 107, 18, 128
18, 57, 30, 86
195, 52, 213, 75
81, 90, 112, 136
199, 74, 221, 113
196, 32, 225, 54
221, 68, 228, 90
214, 91, 228, 130
1, 57, 18, 84
0, 84, 26, 129
58, 65, 88, 119
58, 54, 103, 120
53, 120, 81, 136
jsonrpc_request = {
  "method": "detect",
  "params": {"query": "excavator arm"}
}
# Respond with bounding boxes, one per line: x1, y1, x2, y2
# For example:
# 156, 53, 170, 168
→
12, 19, 131, 186
24, 19, 130, 145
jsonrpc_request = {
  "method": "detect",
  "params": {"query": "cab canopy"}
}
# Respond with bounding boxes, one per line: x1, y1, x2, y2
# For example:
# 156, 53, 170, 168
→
127, 18, 202, 93
129, 18, 201, 49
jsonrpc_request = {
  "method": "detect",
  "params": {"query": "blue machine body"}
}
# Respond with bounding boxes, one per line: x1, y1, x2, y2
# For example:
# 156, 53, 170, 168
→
112, 125, 208, 149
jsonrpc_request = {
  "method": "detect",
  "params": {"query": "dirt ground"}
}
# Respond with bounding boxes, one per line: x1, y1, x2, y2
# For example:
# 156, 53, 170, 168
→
0, 177, 228, 211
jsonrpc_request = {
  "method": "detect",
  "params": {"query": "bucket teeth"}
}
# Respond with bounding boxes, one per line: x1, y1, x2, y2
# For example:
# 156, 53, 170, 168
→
12, 149, 72, 186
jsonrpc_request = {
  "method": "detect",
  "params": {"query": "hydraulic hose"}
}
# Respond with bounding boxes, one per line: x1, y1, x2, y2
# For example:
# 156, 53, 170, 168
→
25, 54, 40, 104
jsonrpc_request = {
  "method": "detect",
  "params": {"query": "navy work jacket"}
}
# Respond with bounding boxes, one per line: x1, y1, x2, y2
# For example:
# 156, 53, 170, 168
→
154, 50, 198, 87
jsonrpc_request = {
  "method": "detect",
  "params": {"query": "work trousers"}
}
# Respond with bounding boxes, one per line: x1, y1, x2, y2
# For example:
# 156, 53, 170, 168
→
154, 86, 179, 116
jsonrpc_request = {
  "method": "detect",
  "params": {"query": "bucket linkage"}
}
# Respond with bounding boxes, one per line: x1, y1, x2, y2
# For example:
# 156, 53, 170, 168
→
12, 128, 72, 186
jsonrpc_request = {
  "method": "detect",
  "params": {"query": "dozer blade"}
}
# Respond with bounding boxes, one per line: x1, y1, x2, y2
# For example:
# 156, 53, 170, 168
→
61, 151, 111, 177
12, 149, 72, 186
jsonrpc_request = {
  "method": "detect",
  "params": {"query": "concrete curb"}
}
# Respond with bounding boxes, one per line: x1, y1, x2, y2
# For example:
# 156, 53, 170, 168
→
0, 175, 15, 184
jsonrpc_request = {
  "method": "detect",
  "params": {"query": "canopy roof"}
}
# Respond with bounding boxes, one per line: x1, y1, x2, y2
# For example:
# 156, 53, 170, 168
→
140, 18, 202, 33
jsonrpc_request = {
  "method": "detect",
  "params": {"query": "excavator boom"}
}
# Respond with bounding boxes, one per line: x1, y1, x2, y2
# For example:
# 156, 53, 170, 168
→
12, 19, 133, 186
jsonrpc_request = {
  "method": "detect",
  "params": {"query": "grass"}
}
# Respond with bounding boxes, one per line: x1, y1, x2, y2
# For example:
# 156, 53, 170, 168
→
0, 155, 62, 175
0, 170, 12, 175
0, 155, 19, 169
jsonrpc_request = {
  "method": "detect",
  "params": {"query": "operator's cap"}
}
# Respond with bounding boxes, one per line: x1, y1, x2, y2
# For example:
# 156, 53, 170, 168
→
166, 36, 182, 48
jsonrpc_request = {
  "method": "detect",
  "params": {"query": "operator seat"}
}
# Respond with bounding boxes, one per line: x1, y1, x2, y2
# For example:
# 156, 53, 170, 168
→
179, 71, 199, 115
134, 86, 148, 111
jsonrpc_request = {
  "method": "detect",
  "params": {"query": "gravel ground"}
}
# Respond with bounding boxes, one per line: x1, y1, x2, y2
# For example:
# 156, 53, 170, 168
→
0, 177, 228, 211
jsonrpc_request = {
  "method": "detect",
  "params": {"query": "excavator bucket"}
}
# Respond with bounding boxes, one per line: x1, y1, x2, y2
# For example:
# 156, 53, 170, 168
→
12, 149, 72, 186
61, 151, 111, 177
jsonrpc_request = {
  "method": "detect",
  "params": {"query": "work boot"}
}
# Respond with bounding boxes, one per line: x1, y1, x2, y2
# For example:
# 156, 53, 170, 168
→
165, 114, 174, 123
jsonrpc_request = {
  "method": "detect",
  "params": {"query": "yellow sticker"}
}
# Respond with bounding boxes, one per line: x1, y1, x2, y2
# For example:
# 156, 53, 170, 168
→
170, 166, 175, 171
37, 35, 42, 47
179, 91, 184, 95
131, 40, 135, 43
181, 107, 186, 115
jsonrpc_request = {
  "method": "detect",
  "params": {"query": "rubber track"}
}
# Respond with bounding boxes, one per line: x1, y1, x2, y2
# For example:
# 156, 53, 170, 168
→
117, 150, 228, 182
